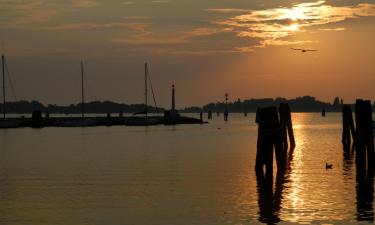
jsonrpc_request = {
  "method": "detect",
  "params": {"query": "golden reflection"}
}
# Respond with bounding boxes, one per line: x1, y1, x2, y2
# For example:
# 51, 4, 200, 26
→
283, 113, 307, 222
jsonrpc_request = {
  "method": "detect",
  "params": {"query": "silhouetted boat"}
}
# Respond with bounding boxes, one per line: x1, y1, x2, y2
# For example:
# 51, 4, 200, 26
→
128, 63, 159, 126
0, 119, 21, 128
53, 118, 97, 127
0, 54, 21, 128
125, 117, 160, 126
53, 60, 96, 127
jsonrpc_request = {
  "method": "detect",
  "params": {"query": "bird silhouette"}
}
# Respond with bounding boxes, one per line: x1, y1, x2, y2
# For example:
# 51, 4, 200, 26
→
290, 47, 317, 53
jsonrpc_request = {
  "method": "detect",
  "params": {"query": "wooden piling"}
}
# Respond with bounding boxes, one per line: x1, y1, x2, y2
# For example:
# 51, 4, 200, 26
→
255, 106, 284, 176
355, 99, 374, 171
279, 103, 295, 150
342, 105, 356, 146
31, 110, 44, 128
208, 110, 212, 120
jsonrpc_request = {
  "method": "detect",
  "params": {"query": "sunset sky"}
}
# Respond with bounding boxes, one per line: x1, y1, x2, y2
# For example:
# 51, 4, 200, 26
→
0, 0, 374, 107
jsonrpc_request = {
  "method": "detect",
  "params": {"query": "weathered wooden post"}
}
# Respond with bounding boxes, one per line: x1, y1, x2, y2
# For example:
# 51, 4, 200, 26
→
224, 93, 229, 121
208, 110, 212, 120
31, 110, 43, 128
279, 103, 295, 150
355, 99, 374, 171
255, 107, 283, 176
342, 105, 356, 146
200, 111, 203, 123
322, 108, 326, 117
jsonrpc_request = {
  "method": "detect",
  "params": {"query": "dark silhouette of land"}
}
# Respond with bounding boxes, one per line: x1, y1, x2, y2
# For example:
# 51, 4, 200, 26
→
0, 96, 371, 114
185, 96, 358, 113
0, 100, 163, 114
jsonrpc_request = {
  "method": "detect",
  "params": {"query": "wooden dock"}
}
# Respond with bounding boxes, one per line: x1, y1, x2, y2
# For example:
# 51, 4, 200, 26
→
0, 114, 205, 129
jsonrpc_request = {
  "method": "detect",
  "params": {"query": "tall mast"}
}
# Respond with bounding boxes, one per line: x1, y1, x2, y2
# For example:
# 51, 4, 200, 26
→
145, 62, 148, 118
2, 55, 5, 120
172, 84, 175, 111
81, 60, 85, 119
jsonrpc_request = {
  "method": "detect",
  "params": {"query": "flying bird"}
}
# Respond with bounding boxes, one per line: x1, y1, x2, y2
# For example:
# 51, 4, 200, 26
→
290, 47, 317, 52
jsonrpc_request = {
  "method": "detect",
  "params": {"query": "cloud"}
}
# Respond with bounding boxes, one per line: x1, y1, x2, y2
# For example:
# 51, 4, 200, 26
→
122, 1, 135, 5
39, 21, 151, 31
209, 1, 375, 48
318, 27, 346, 31
0, 0, 100, 26
112, 27, 227, 45
205, 8, 251, 14
70, 0, 99, 8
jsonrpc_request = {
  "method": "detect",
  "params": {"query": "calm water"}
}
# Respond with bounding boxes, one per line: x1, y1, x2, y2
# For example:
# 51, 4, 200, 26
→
0, 113, 373, 225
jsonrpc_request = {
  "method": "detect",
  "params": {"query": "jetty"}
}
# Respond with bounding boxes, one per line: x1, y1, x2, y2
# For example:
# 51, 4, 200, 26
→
0, 113, 202, 128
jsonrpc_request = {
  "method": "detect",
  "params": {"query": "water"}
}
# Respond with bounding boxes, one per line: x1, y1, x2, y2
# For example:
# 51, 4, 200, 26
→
0, 113, 373, 225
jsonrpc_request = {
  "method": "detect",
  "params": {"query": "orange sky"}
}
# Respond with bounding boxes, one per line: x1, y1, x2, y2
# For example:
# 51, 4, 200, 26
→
0, 0, 374, 107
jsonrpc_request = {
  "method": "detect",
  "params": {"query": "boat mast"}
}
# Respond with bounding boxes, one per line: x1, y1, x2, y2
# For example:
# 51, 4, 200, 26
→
145, 62, 148, 118
81, 60, 85, 119
2, 55, 5, 120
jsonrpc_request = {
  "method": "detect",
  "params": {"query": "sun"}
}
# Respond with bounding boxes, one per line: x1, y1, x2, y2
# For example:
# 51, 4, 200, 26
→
288, 23, 300, 31
287, 7, 306, 21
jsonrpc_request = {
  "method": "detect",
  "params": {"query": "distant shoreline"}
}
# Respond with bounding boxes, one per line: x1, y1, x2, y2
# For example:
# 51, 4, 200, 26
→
0, 96, 372, 114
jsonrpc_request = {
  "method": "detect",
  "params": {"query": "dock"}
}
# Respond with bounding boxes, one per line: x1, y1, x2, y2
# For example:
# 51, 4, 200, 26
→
0, 114, 204, 129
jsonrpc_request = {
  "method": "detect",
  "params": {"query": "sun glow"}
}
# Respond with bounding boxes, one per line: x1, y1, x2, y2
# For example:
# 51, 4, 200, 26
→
288, 23, 300, 31
286, 7, 306, 21
212, 1, 375, 48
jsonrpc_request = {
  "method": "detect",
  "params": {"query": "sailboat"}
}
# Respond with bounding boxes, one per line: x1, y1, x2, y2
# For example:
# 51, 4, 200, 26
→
0, 54, 21, 128
53, 60, 96, 127
127, 63, 159, 125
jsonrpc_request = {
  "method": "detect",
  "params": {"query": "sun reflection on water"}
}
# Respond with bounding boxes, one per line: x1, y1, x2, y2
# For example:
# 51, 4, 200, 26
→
284, 114, 307, 222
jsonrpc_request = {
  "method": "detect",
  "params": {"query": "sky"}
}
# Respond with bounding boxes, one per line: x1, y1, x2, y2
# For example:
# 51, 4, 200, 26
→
0, 0, 375, 107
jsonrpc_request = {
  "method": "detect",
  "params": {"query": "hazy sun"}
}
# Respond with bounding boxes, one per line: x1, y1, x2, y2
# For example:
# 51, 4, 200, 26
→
288, 23, 300, 31
287, 7, 306, 21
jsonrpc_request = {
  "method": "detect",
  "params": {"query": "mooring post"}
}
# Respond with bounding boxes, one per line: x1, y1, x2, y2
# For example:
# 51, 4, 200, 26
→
208, 110, 212, 120
342, 105, 356, 146
224, 93, 229, 121
255, 106, 284, 176
279, 103, 295, 150
355, 99, 374, 171
31, 110, 43, 128
200, 111, 203, 123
